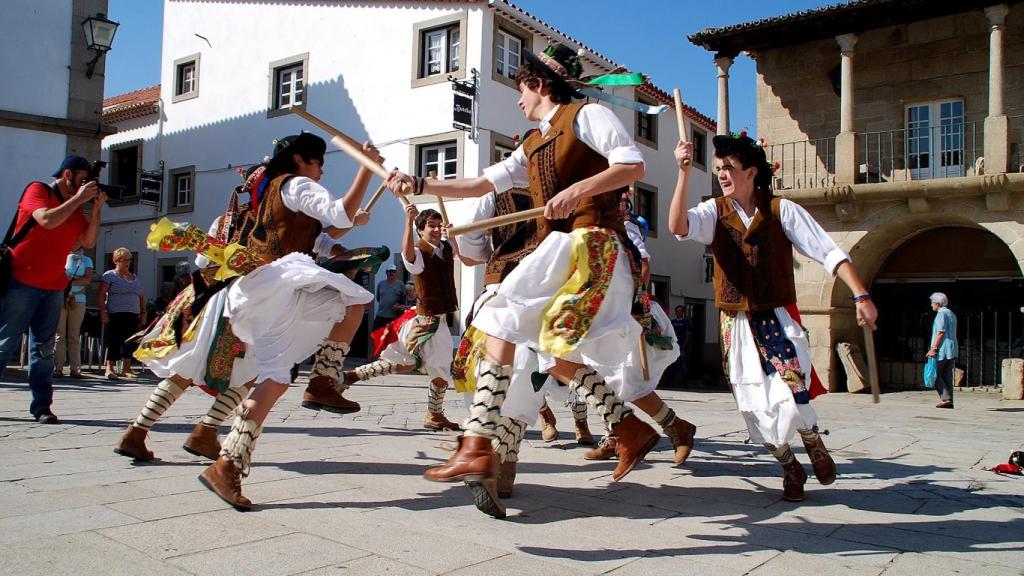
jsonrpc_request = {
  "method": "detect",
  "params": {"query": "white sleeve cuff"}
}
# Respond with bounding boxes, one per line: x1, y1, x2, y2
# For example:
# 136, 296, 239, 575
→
824, 249, 850, 278
403, 248, 425, 275
607, 146, 645, 166
483, 163, 514, 194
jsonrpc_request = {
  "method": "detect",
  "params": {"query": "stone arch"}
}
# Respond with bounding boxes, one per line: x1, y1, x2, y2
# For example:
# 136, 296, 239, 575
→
821, 208, 1023, 390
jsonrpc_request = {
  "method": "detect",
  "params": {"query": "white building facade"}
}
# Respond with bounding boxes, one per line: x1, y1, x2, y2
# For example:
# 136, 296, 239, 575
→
100, 0, 721, 372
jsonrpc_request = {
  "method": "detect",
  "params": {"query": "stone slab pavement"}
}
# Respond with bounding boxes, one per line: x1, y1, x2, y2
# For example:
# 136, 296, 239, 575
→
0, 366, 1022, 576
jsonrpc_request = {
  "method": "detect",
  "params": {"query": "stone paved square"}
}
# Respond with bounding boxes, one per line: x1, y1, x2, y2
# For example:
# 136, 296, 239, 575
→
0, 367, 1022, 575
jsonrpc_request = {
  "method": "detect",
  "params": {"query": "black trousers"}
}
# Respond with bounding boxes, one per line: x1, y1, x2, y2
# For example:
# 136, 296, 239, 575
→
105, 312, 139, 361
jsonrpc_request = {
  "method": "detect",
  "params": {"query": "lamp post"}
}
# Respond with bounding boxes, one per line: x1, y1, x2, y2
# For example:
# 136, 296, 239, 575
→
82, 12, 119, 79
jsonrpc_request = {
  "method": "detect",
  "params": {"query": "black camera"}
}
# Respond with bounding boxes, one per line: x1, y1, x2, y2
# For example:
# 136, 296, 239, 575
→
86, 160, 127, 201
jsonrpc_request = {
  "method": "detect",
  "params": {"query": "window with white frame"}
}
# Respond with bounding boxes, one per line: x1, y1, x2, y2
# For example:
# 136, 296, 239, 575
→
172, 54, 200, 102
496, 29, 523, 80
168, 166, 194, 213
905, 99, 965, 179
178, 62, 196, 95
635, 94, 658, 149
419, 142, 458, 180
494, 143, 515, 164
421, 24, 460, 78
633, 182, 657, 238
275, 63, 304, 110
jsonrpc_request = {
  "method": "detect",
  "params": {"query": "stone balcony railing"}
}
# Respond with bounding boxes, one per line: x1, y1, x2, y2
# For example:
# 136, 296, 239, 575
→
767, 120, 1006, 191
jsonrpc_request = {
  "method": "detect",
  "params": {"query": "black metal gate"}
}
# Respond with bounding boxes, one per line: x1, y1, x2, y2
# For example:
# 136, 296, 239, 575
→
873, 278, 1024, 388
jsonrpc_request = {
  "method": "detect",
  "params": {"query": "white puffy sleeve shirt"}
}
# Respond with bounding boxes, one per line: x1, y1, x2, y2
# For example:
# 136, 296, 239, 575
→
676, 197, 850, 276
456, 192, 497, 263
482, 103, 645, 194
624, 220, 650, 260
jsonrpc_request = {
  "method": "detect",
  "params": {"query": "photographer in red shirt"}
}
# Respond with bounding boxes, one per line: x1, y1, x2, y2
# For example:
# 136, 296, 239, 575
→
0, 155, 105, 423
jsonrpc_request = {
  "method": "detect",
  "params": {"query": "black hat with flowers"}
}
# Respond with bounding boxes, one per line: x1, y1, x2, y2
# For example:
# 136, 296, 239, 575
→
523, 43, 587, 98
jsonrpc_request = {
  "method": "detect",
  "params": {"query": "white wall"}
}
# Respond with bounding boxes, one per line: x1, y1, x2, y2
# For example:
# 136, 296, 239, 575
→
2, 0, 72, 118
0, 127, 67, 229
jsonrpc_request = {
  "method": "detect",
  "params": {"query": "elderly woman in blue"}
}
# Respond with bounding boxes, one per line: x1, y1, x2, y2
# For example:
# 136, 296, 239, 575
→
927, 292, 958, 409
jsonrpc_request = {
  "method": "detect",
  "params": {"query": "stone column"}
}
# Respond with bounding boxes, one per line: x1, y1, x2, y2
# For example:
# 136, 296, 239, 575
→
984, 4, 1009, 174
834, 33, 858, 184
713, 55, 733, 136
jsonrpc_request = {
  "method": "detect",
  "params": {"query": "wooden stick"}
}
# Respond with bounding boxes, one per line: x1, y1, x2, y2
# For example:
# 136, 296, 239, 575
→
638, 336, 650, 381
673, 88, 692, 167
290, 107, 412, 196
363, 182, 389, 213
862, 326, 881, 404
436, 196, 450, 226
448, 207, 546, 237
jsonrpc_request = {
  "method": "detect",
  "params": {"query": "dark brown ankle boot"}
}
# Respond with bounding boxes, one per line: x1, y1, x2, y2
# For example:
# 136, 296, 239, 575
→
199, 456, 252, 511
182, 423, 221, 460
610, 414, 659, 481
114, 424, 154, 461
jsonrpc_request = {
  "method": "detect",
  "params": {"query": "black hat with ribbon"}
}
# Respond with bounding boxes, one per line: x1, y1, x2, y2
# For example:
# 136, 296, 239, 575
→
523, 43, 664, 115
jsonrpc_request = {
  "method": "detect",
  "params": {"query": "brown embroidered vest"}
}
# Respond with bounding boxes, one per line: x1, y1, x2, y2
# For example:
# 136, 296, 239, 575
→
711, 196, 796, 312
483, 187, 538, 285
521, 103, 626, 242
244, 175, 323, 263
413, 238, 458, 316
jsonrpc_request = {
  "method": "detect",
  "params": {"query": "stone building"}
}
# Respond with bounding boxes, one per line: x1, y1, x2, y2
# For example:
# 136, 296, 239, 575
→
690, 0, 1024, 390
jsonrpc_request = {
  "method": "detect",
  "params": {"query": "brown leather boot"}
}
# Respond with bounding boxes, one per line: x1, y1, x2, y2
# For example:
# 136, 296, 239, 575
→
199, 456, 252, 511
114, 424, 154, 461
424, 411, 461, 431
424, 435, 497, 483
583, 435, 618, 460
301, 375, 360, 414
496, 460, 517, 499
664, 418, 697, 465
611, 414, 660, 481
802, 435, 837, 485
781, 458, 809, 502
574, 418, 594, 446
182, 423, 221, 460
538, 405, 558, 442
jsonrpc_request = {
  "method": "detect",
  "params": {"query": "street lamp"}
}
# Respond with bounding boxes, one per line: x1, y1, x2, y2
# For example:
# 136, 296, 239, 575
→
82, 12, 119, 79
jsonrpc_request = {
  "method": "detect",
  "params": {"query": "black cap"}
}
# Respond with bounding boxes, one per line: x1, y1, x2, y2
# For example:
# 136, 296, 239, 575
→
52, 155, 91, 178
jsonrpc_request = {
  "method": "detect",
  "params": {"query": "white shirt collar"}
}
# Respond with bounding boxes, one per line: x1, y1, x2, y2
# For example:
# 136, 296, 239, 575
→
538, 105, 561, 137
422, 240, 444, 259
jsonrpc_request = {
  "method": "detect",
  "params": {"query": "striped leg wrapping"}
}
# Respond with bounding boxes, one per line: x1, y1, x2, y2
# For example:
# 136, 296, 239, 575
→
798, 427, 820, 445
570, 367, 630, 430
135, 379, 187, 430
492, 417, 527, 463
463, 360, 511, 438
354, 359, 397, 382
570, 400, 588, 421
427, 382, 447, 414
766, 443, 796, 465
652, 404, 677, 432
201, 386, 246, 428
221, 416, 262, 477
311, 341, 351, 384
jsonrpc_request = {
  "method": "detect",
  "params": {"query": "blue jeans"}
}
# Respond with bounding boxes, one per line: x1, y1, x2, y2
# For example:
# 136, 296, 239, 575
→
0, 278, 64, 416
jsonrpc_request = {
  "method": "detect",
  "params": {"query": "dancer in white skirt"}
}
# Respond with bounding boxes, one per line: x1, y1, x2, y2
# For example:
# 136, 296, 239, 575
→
115, 162, 367, 463
335, 205, 463, 431
389, 43, 672, 518
188, 132, 378, 510
669, 134, 878, 502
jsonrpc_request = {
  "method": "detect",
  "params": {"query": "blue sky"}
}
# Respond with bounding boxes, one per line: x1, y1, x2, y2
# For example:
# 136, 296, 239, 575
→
103, 0, 832, 134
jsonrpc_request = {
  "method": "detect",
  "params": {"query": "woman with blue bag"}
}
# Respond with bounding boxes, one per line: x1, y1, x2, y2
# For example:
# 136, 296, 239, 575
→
926, 292, 957, 408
